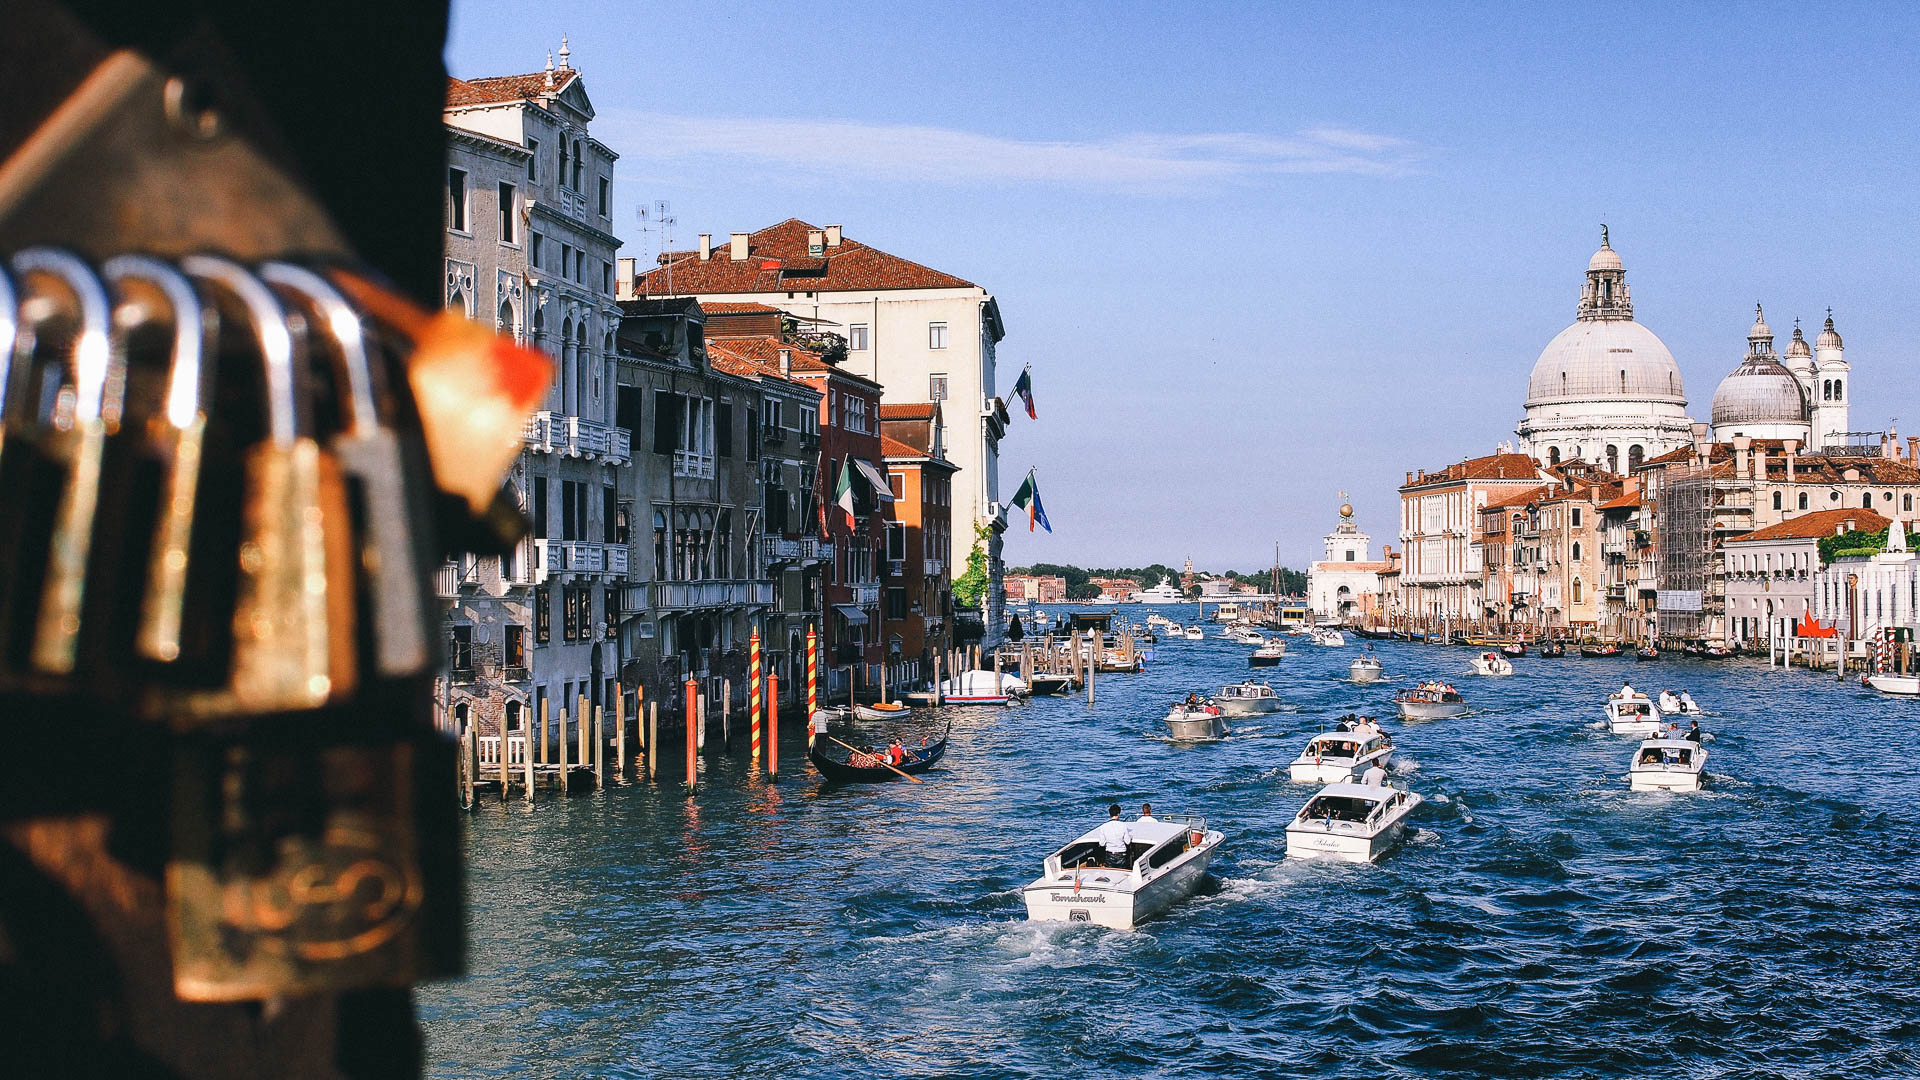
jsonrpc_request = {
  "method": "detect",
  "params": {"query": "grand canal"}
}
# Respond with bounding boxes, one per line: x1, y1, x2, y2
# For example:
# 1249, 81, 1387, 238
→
421, 605, 1920, 1078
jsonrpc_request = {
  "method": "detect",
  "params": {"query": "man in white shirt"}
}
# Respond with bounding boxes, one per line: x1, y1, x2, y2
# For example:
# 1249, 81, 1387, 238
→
1093, 803, 1132, 867
1361, 762, 1388, 786
1137, 802, 1159, 827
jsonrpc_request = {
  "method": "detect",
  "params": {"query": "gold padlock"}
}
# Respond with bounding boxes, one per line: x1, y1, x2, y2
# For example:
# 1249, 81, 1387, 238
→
180, 255, 355, 715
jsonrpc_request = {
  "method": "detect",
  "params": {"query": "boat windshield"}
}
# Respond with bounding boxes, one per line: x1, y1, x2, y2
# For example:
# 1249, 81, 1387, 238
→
1299, 795, 1381, 823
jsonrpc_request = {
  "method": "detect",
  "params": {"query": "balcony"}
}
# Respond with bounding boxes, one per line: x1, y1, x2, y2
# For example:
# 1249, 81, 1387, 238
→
803, 537, 829, 564
673, 449, 715, 479
651, 580, 775, 610
523, 412, 632, 466
800, 431, 820, 450
532, 540, 630, 583
923, 557, 947, 579
761, 424, 788, 445
435, 563, 460, 599
851, 582, 881, 606
763, 536, 803, 564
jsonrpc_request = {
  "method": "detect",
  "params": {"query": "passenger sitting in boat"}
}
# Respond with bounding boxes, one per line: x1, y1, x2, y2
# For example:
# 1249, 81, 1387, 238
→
1094, 804, 1133, 868
887, 740, 906, 766
1639, 748, 1662, 765
1184, 693, 1202, 707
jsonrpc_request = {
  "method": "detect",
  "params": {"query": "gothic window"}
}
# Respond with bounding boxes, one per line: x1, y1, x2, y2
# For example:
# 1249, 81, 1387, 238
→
1572, 579, 1582, 604
498, 301, 514, 338
447, 289, 465, 313
1572, 542, 1581, 561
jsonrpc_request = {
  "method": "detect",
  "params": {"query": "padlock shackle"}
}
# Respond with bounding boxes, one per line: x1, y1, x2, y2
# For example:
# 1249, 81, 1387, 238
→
9, 248, 115, 425
180, 255, 299, 448
101, 256, 209, 431
259, 262, 378, 436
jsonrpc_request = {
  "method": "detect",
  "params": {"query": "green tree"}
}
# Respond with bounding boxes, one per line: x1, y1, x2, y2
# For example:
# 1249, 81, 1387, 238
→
953, 524, 991, 607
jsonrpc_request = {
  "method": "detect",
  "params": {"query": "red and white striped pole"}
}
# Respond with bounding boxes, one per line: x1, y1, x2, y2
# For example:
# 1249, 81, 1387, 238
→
750, 628, 763, 771
768, 672, 780, 777
684, 677, 697, 791
806, 623, 818, 731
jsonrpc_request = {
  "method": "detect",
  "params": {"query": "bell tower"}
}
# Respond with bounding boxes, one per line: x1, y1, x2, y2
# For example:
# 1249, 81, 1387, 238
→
1812, 310, 1849, 449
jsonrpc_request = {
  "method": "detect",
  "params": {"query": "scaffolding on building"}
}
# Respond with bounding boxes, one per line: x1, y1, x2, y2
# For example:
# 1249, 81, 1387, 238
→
1656, 465, 1714, 642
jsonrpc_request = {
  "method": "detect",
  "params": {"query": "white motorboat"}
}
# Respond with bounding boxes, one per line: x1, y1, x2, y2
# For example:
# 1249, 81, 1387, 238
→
1164, 702, 1228, 741
1285, 783, 1424, 864
1349, 655, 1383, 683
938, 670, 1028, 705
1656, 690, 1704, 716
1183, 625, 1205, 640
1249, 641, 1287, 667
1605, 690, 1660, 734
1023, 814, 1225, 930
1311, 629, 1347, 647
1137, 581, 1187, 604
1629, 737, 1708, 791
1394, 683, 1467, 720
852, 701, 913, 721
1468, 651, 1514, 676
1231, 628, 1266, 645
1867, 674, 1920, 695
1213, 680, 1281, 716
1287, 730, 1393, 784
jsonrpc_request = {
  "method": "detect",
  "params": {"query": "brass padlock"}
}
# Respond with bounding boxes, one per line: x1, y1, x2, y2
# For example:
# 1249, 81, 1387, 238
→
180, 255, 356, 715
260, 262, 430, 678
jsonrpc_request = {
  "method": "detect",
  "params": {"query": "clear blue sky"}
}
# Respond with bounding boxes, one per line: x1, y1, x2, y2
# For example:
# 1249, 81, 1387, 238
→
449, 1, 1920, 572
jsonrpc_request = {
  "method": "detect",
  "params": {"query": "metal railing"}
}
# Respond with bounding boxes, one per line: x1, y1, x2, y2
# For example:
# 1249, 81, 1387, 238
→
651, 580, 776, 609
532, 540, 630, 582
523, 412, 633, 465
851, 582, 881, 606
761, 424, 788, 445
674, 449, 715, 479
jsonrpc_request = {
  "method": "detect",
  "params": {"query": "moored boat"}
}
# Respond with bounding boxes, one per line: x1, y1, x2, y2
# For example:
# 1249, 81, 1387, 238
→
1629, 737, 1707, 791
1468, 651, 1514, 676
1395, 683, 1467, 720
1213, 680, 1281, 716
938, 670, 1027, 705
1287, 729, 1393, 784
1164, 702, 1228, 741
852, 701, 913, 721
1866, 673, 1920, 695
809, 724, 951, 783
1022, 814, 1225, 930
1027, 672, 1075, 696
1285, 782, 1424, 864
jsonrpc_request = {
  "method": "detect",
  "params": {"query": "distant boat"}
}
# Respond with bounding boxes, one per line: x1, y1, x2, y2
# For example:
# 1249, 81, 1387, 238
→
1137, 581, 1186, 604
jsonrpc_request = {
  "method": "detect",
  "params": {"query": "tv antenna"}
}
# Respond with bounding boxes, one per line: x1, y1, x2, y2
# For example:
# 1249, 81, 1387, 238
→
636, 200, 676, 294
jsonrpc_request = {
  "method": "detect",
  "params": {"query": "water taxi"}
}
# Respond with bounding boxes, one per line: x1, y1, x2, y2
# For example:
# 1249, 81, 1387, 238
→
1349, 655, 1383, 683
1183, 625, 1205, 640
1287, 731, 1392, 784
1395, 683, 1467, 720
1311, 629, 1347, 647
1164, 702, 1228, 741
1285, 783, 1423, 864
1657, 690, 1703, 716
1249, 640, 1287, 667
1468, 651, 1514, 676
1629, 738, 1707, 791
1604, 689, 1660, 734
1213, 680, 1281, 716
1023, 814, 1225, 930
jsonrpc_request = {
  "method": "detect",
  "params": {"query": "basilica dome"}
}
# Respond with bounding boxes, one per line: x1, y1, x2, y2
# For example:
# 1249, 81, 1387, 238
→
1711, 355, 1808, 427
1525, 317, 1686, 406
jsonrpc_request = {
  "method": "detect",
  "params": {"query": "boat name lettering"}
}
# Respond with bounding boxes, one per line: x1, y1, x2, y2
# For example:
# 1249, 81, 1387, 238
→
1049, 892, 1106, 903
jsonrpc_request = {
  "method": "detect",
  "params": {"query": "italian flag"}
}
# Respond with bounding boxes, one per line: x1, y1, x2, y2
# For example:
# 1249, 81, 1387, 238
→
834, 458, 856, 524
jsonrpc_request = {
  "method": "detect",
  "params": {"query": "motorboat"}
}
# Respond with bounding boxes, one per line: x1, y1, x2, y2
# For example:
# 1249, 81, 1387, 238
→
1468, 651, 1514, 676
1394, 683, 1468, 720
1311, 629, 1347, 647
1657, 690, 1703, 716
1183, 625, 1205, 640
1213, 680, 1281, 716
1867, 674, 1920, 695
1285, 782, 1424, 864
852, 701, 913, 721
1164, 702, 1228, 741
1023, 814, 1225, 930
1349, 655, 1383, 683
938, 670, 1028, 705
1231, 628, 1266, 645
1287, 730, 1393, 784
1027, 672, 1076, 696
1604, 688, 1660, 734
1629, 738, 1707, 792
1249, 641, 1287, 667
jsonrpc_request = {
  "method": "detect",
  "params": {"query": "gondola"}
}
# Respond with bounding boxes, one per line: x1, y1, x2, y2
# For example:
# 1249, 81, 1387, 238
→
1501, 642, 1527, 658
1635, 646, 1659, 661
809, 723, 951, 783
1537, 641, 1567, 658
1580, 644, 1622, 658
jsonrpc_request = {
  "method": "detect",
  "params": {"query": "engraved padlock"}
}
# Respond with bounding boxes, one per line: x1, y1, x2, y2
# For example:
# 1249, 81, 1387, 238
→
261, 262, 430, 678
181, 254, 356, 714
100, 255, 219, 671
0, 250, 116, 679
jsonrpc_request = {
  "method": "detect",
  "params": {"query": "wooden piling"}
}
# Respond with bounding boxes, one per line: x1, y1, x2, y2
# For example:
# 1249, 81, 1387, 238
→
615, 694, 626, 781
523, 726, 534, 802
769, 672, 780, 778
577, 694, 589, 767
1087, 643, 1097, 706
593, 706, 604, 791
933, 651, 944, 706
497, 720, 510, 803
647, 701, 659, 780
539, 697, 549, 765
697, 686, 708, 751
722, 677, 732, 750
685, 677, 698, 790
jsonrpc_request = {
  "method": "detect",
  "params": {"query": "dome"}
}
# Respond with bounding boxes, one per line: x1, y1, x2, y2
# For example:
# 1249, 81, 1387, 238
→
1711, 355, 1808, 427
1785, 323, 1812, 359
1817, 312, 1843, 351
1587, 245, 1622, 271
1526, 318, 1686, 406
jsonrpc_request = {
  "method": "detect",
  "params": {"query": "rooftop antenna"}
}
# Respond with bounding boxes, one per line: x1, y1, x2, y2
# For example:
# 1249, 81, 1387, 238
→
636, 199, 676, 295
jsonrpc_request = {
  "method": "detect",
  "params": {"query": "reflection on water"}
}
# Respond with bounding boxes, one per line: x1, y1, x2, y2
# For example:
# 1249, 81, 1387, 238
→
422, 605, 1920, 1079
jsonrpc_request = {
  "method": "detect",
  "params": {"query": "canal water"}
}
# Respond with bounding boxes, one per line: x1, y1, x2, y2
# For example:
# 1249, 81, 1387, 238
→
420, 604, 1920, 1079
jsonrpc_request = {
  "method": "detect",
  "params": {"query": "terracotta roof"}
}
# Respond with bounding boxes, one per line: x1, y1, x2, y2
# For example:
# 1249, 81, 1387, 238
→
1404, 453, 1542, 491
699, 302, 783, 315
880, 435, 931, 459
703, 340, 821, 397
880, 402, 937, 420
1598, 491, 1644, 510
635, 219, 978, 297
1727, 508, 1891, 543
1482, 485, 1549, 511
446, 70, 579, 108
710, 333, 881, 390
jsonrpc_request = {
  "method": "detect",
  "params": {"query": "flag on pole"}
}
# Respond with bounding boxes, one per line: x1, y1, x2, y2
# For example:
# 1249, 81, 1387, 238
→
1011, 366, 1036, 419
1007, 470, 1052, 533
833, 458, 856, 524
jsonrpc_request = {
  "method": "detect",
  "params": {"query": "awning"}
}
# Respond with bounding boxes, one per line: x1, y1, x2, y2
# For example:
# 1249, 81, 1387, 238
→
853, 458, 896, 501
834, 604, 869, 626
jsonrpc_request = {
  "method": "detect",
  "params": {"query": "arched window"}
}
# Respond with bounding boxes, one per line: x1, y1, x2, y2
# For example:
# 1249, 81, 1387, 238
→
1628, 444, 1644, 470
572, 140, 584, 190
498, 301, 514, 337
558, 139, 569, 186
1572, 541, 1582, 561
1619, 370, 1627, 393
1548, 446, 1561, 466
1606, 445, 1619, 473
1798, 492, 1808, 510
1561, 371, 1568, 394
653, 511, 668, 580
1823, 380, 1832, 401
1773, 491, 1782, 510
1863, 492, 1872, 508
506, 701, 522, 731
531, 305, 544, 341
1572, 579, 1582, 603
454, 702, 469, 731
1834, 381, 1843, 401
717, 510, 732, 578
447, 289, 465, 314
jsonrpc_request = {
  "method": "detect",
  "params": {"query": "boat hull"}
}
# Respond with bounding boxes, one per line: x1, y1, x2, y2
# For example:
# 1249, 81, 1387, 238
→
1867, 674, 1920, 695
1350, 665, 1382, 683
1630, 768, 1705, 792
1396, 700, 1467, 720
1166, 715, 1227, 741
1286, 809, 1416, 864
1214, 697, 1280, 717
852, 703, 912, 721
1249, 653, 1284, 667
1023, 839, 1220, 930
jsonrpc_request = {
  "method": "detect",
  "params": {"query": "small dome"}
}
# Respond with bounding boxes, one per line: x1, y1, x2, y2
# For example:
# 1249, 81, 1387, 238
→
1588, 244, 1621, 271
1711, 355, 1809, 427
1748, 303, 1771, 342
1817, 312, 1843, 350
1786, 323, 1812, 359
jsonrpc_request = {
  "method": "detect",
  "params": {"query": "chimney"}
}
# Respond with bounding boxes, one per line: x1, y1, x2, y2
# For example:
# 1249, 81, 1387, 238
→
615, 257, 636, 300
1732, 436, 1752, 479
778, 348, 791, 377
1785, 439, 1798, 482
1908, 436, 1918, 462
698, 233, 712, 261
729, 232, 748, 261
807, 229, 825, 255
825, 224, 842, 247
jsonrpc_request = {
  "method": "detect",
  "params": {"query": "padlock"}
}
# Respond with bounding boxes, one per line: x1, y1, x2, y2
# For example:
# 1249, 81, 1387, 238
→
100, 255, 218, 671
260, 262, 430, 678
180, 254, 356, 715
166, 731, 463, 1000
0, 249, 115, 680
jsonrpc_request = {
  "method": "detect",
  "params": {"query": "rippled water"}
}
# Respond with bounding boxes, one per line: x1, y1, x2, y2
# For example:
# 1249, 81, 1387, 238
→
420, 605, 1920, 1079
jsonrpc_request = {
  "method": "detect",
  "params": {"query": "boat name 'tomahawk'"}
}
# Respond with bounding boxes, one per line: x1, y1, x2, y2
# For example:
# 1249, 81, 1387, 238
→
1048, 892, 1107, 903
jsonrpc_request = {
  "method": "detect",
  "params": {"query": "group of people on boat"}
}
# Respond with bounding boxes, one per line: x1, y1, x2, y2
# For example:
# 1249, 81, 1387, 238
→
849, 737, 928, 769
1090, 802, 1163, 868
1333, 713, 1387, 741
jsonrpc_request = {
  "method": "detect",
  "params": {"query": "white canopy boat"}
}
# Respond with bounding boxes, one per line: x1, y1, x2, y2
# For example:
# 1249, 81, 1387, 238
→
1213, 680, 1281, 716
1288, 730, 1393, 784
1605, 690, 1660, 734
1285, 782, 1424, 864
1312, 629, 1347, 647
938, 670, 1028, 705
1164, 702, 1228, 741
1183, 625, 1205, 640
1023, 814, 1225, 930
1867, 674, 1920, 695
1657, 690, 1704, 715
1349, 655, 1383, 683
1394, 684, 1468, 720
1231, 628, 1266, 645
1468, 651, 1514, 676
1249, 641, 1287, 667
1629, 737, 1708, 791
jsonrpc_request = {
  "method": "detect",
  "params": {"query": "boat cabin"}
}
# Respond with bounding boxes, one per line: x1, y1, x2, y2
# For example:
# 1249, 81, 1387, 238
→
1611, 697, 1654, 718
1302, 733, 1387, 762
1217, 682, 1276, 702
1043, 815, 1207, 876
1296, 784, 1411, 825
1634, 739, 1698, 767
